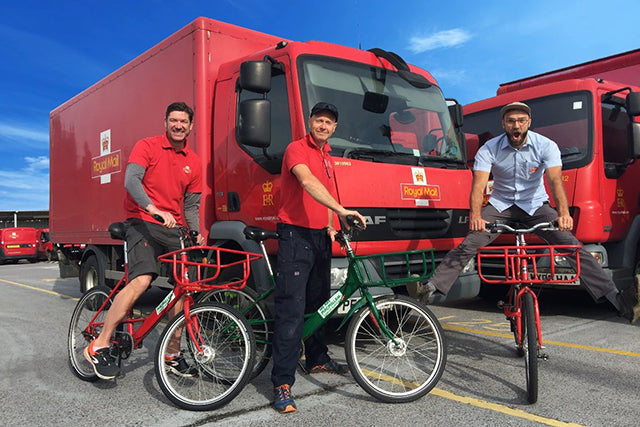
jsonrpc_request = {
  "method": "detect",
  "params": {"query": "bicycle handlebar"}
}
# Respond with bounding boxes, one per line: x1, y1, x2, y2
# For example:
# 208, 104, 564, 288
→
152, 214, 198, 247
486, 221, 558, 234
345, 215, 365, 231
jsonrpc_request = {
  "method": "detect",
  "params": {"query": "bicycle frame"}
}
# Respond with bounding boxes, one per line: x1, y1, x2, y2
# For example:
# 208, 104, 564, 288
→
239, 228, 435, 345
83, 242, 260, 357
477, 223, 581, 350
82, 251, 197, 355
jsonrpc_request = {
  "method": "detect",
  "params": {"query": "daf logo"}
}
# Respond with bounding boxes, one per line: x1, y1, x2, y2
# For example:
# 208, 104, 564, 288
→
364, 215, 387, 225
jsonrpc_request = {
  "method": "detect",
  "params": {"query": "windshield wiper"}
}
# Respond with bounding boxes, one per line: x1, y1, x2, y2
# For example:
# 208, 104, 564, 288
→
344, 147, 406, 159
419, 154, 466, 167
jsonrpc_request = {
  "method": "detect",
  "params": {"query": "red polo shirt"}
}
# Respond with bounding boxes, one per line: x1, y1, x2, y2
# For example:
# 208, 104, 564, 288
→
124, 134, 202, 225
278, 133, 337, 229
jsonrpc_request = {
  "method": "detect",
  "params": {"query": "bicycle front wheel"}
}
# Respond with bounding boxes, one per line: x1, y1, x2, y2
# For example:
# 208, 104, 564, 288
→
522, 292, 539, 404
154, 303, 255, 411
345, 295, 447, 403
67, 286, 112, 381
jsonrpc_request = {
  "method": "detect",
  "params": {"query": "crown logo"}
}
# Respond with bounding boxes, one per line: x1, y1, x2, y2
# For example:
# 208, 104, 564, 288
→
262, 181, 273, 192
414, 171, 424, 183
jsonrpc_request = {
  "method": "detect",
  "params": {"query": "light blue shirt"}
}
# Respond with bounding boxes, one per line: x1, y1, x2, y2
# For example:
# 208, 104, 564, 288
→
473, 131, 562, 215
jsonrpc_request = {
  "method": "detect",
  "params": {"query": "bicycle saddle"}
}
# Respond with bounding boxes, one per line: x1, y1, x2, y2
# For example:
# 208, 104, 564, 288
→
108, 222, 127, 241
243, 226, 279, 242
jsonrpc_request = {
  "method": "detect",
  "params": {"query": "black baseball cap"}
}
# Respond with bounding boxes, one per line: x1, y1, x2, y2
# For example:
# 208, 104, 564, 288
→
310, 102, 339, 122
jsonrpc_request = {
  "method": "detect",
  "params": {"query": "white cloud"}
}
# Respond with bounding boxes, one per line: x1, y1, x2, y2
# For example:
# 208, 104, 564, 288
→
409, 29, 472, 53
0, 157, 49, 210
0, 123, 48, 144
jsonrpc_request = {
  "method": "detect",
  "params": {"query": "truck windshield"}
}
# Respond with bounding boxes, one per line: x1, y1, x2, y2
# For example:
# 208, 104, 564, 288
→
464, 91, 593, 170
297, 55, 465, 168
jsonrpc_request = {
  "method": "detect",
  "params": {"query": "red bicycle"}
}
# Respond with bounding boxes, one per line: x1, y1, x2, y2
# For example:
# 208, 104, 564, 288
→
67, 222, 261, 411
477, 221, 581, 404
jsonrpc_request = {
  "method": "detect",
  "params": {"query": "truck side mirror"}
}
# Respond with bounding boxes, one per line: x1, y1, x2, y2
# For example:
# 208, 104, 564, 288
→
237, 99, 271, 147
239, 61, 272, 93
628, 122, 640, 158
626, 92, 640, 116
447, 101, 463, 128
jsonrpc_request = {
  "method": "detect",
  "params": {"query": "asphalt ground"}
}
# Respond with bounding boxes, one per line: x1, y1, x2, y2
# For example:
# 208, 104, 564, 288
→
1, 261, 639, 426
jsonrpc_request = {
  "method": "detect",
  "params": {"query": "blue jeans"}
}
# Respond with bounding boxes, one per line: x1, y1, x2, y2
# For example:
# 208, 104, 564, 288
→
271, 223, 331, 387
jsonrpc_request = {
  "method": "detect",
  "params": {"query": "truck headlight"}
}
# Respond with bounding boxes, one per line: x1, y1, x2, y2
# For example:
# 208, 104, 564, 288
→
589, 251, 604, 264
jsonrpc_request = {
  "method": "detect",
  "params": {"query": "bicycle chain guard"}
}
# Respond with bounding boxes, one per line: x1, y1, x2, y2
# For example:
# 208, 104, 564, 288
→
113, 331, 134, 360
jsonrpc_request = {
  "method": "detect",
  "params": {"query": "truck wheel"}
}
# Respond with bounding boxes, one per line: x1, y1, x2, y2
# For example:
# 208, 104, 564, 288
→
80, 255, 104, 293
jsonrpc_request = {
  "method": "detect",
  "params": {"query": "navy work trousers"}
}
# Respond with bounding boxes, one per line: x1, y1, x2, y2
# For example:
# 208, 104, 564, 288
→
271, 223, 332, 387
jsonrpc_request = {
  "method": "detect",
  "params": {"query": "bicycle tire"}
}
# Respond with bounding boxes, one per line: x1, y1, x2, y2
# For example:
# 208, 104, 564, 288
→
345, 295, 447, 403
154, 302, 255, 411
197, 287, 271, 380
67, 286, 113, 381
522, 292, 539, 404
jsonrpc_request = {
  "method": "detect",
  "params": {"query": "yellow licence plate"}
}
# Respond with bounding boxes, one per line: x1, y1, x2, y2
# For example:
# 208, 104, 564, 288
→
6, 244, 20, 249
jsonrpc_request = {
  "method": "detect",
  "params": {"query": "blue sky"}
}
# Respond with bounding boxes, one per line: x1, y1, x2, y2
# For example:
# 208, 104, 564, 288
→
1, 0, 639, 211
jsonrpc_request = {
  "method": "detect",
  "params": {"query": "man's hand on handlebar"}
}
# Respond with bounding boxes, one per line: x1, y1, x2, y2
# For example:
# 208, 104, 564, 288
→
556, 214, 573, 232
338, 209, 367, 232
149, 209, 177, 228
469, 216, 488, 232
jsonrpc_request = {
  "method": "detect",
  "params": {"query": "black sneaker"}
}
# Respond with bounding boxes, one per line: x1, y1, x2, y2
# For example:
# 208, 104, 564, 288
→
616, 290, 640, 324
273, 384, 296, 413
84, 342, 120, 380
307, 359, 348, 375
165, 354, 197, 377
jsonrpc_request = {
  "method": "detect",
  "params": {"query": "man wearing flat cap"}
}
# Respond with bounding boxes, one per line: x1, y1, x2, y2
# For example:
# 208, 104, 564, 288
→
415, 101, 639, 323
271, 102, 367, 413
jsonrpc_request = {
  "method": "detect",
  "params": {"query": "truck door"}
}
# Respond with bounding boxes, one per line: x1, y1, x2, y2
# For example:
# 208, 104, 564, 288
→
600, 96, 638, 240
227, 57, 293, 228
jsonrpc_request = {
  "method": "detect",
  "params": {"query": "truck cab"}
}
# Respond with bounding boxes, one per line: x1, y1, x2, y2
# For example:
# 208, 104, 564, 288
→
210, 43, 477, 300
464, 78, 640, 292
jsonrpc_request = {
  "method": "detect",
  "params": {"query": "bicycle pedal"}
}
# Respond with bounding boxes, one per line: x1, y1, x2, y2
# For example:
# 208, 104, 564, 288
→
538, 353, 549, 360
497, 300, 505, 309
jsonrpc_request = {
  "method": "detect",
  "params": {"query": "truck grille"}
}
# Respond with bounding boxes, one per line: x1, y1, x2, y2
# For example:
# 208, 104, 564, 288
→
387, 208, 451, 239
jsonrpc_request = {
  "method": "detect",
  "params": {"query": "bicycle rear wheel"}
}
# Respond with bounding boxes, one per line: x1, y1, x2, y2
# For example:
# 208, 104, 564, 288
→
154, 302, 255, 411
67, 286, 113, 381
522, 292, 539, 404
345, 295, 447, 403
197, 287, 272, 380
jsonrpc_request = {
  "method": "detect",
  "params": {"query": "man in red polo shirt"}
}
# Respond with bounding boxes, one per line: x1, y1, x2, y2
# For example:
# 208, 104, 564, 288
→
271, 102, 367, 413
84, 102, 204, 380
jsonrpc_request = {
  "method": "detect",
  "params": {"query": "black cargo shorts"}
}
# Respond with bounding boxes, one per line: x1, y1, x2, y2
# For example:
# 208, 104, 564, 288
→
125, 218, 182, 282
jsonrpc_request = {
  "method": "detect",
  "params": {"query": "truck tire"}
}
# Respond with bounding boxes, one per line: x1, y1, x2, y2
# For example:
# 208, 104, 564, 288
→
79, 255, 105, 293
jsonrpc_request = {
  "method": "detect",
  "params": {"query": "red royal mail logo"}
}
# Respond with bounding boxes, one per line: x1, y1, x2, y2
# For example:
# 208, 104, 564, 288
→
91, 151, 121, 178
401, 184, 441, 201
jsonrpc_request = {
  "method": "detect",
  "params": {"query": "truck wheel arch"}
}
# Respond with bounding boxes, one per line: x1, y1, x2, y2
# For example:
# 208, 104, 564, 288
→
79, 246, 108, 293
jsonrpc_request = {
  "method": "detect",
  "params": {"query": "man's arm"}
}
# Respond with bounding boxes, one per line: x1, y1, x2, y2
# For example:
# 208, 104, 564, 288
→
290, 163, 366, 229
545, 165, 573, 231
183, 192, 205, 244
469, 170, 490, 231
124, 163, 176, 227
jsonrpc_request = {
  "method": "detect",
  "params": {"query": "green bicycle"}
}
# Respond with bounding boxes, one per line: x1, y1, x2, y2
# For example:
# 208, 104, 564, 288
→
200, 216, 447, 403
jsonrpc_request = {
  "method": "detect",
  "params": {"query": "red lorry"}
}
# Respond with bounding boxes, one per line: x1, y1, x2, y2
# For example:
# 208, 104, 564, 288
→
0, 227, 38, 264
464, 49, 640, 295
50, 17, 476, 303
